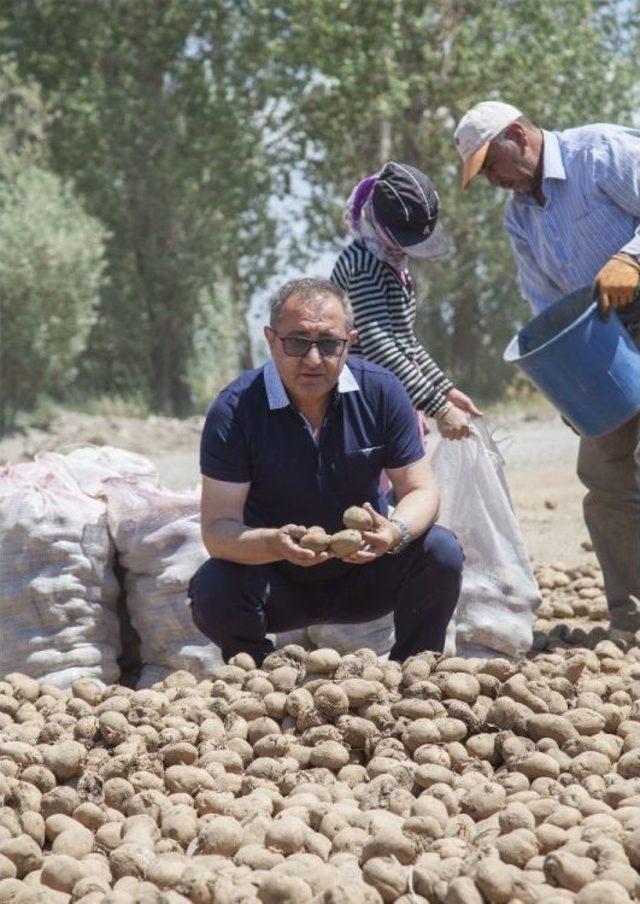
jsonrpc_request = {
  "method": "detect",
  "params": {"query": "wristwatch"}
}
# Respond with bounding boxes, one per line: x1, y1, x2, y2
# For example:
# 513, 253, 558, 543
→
387, 517, 412, 555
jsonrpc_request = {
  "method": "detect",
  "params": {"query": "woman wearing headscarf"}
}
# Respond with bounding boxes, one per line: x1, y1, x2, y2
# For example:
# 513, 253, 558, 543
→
331, 162, 481, 439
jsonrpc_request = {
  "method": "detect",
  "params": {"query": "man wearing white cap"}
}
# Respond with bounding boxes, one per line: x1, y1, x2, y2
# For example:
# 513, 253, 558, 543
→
453, 101, 640, 642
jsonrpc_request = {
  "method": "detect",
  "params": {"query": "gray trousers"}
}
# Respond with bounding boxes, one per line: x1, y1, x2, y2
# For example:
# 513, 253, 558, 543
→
576, 320, 640, 633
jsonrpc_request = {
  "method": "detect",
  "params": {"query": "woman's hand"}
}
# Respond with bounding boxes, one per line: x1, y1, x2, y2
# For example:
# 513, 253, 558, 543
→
437, 387, 483, 440
446, 387, 483, 417
437, 405, 471, 440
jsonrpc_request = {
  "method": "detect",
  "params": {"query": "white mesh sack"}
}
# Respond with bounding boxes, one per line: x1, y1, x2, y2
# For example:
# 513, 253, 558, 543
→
0, 460, 80, 495
104, 478, 222, 686
0, 469, 120, 687
36, 445, 159, 497
273, 628, 311, 649
429, 421, 540, 658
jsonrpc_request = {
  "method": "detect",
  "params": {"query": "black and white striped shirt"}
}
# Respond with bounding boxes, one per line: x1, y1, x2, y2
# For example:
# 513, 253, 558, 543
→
331, 240, 453, 416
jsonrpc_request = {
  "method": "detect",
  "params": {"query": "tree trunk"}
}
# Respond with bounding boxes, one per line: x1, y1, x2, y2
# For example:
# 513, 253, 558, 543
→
228, 261, 253, 373
451, 288, 479, 388
379, 118, 392, 165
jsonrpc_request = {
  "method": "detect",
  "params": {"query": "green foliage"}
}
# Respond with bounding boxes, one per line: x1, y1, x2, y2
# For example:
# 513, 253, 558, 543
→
275, 0, 639, 398
5, 0, 279, 416
0, 62, 50, 171
0, 164, 107, 430
1, 0, 638, 424
188, 282, 242, 412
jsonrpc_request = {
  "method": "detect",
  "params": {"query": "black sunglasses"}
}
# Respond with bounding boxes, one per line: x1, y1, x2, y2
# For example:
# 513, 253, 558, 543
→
276, 334, 348, 358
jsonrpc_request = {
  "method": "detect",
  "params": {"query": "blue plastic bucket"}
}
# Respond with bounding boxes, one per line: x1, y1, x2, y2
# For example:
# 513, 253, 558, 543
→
503, 286, 640, 437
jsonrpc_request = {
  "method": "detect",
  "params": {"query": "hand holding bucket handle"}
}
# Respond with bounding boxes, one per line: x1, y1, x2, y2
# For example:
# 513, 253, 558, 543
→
503, 285, 640, 438
594, 252, 640, 321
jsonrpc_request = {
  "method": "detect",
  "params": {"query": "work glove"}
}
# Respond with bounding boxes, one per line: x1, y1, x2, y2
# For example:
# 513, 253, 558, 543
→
594, 252, 640, 320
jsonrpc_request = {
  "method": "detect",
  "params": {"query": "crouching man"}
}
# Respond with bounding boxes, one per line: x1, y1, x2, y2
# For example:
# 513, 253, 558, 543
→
189, 277, 463, 665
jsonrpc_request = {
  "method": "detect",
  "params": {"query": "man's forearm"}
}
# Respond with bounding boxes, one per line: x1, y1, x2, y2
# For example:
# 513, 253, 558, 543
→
392, 486, 440, 540
202, 519, 281, 565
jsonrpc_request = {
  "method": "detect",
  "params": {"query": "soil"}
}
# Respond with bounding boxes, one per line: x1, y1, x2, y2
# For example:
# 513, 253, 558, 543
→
0, 404, 589, 567
483, 407, 588, 567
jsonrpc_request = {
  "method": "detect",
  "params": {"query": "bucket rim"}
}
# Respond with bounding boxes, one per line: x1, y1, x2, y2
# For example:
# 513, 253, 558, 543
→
503, 288, 598, 364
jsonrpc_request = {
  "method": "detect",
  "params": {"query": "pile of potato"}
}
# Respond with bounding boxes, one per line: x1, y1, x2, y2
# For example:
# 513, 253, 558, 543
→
530, 561, 624, 654
534, 562, 608, 625
1, 626, 639, 904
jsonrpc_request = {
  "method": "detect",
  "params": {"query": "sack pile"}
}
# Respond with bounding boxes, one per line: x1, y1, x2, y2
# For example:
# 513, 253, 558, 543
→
0, 446, 222, 688
0, 460, 120, 687
105, 479, 221, 687
1, 423, 541, 685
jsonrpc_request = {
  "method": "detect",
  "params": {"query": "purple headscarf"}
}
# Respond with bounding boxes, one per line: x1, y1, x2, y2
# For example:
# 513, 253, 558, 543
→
344, 173, 408, 271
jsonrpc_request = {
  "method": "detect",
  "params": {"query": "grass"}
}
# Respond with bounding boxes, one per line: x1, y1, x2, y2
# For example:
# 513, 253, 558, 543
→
11, 393, 152, 433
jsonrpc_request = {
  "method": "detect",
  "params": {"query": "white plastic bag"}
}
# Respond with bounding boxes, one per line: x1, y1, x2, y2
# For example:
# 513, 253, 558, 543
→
104, 478, 222, 685
0, 468, 120, 687
307, 615, 394, 656
429, 421, 539, 657
273, 628, 311, 650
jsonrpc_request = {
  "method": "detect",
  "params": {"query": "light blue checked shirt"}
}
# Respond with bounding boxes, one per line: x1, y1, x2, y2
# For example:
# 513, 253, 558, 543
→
504, 125, 640, 315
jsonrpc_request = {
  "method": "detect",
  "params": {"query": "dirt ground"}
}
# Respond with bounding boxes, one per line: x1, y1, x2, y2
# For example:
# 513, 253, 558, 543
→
0, 402, 590, 567
482, 405, 589, 567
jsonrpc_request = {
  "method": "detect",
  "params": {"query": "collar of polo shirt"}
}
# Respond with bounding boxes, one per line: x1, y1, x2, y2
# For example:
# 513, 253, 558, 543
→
263, 358, 360, 410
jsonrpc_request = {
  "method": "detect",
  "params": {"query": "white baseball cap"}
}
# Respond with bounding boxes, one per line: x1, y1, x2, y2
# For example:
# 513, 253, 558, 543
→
453, 101, 523, 189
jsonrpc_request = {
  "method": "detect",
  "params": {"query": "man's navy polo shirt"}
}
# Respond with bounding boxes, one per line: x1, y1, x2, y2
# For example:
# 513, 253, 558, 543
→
200, 356, 425, 581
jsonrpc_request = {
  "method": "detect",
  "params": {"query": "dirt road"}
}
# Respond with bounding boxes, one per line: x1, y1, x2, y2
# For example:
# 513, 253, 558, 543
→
485, 410, 588, 566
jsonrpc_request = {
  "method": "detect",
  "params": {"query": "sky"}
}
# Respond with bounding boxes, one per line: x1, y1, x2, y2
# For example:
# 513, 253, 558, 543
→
247, 166, 345, 365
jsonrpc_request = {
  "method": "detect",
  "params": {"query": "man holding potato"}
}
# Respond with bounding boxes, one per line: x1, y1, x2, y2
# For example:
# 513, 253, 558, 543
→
189, 277, 463, 665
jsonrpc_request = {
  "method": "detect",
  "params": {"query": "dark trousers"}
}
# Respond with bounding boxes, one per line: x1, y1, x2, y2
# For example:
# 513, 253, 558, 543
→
188, 524, 463, 665
576, 322, 640, 635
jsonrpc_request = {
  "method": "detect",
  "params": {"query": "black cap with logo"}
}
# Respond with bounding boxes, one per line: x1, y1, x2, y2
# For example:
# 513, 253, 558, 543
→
371, 162, 440, 249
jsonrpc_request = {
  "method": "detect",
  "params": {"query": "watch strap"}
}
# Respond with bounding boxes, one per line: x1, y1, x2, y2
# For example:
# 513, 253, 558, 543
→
387, 517, 412, 555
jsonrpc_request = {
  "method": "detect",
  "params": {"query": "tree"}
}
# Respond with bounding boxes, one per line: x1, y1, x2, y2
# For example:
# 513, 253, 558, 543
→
5, 0, 280, 414
0, 66, 107, 431
4, 1, 637, 411
272, 0, 638, 398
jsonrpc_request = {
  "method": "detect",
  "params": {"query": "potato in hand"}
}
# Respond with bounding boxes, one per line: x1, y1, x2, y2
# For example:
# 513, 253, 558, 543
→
329, 529, 363, 557
342, 505, 373, 531
299, 527, 331, 553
